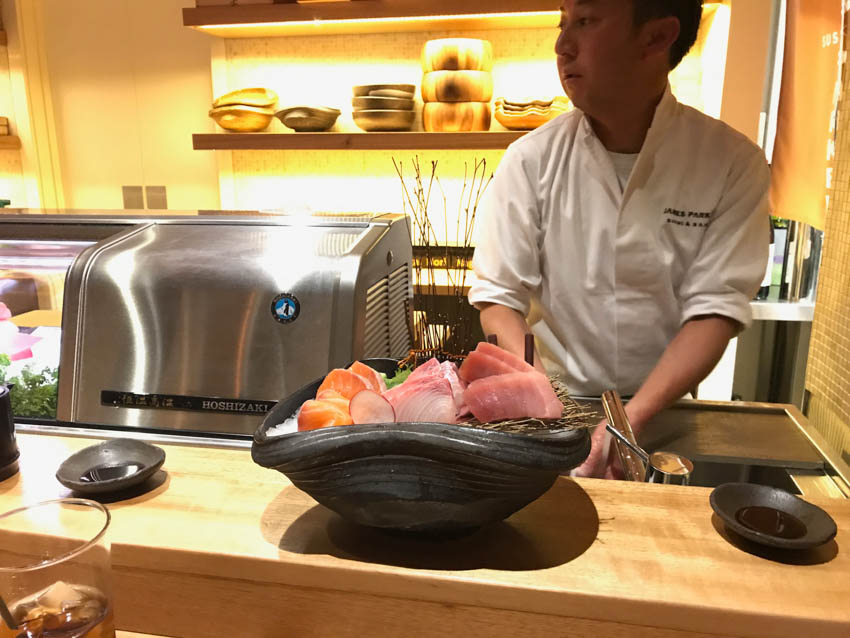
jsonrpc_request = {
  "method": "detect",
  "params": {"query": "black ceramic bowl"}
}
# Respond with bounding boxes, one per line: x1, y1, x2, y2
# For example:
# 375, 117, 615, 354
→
56, 439, 166, 495
252, 359, 590, 536
710, 482, 838, 550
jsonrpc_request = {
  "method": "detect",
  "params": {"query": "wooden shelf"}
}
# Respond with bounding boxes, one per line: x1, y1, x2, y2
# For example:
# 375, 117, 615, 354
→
0, 31, 7, 46
0, 136, 21, 150
183, 0, 560, 37
193, 131, 525, 151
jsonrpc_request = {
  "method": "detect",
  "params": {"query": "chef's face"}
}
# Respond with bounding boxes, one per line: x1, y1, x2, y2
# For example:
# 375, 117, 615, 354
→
555, 0, 644, 115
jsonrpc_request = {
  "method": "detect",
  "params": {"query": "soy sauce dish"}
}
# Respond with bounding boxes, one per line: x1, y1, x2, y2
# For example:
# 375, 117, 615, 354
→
710, 482, 838, 551
56, 439, 166, 495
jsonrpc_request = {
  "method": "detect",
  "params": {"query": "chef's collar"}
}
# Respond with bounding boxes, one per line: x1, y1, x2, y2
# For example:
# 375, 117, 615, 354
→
578, 82, 677, 148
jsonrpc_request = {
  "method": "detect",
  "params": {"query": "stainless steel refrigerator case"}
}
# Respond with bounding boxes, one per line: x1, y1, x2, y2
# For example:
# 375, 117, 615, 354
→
57, 215, 412, 435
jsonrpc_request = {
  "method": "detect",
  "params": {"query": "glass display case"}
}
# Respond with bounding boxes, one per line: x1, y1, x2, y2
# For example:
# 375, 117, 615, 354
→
0, 237, 95, 419
0, 215, 137, 421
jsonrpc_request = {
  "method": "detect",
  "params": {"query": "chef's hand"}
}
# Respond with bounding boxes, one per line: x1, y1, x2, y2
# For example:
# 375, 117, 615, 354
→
571, 420, 624, 480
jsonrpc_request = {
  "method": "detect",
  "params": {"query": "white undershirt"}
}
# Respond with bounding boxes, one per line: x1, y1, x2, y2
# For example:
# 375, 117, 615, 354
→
607, 151, 640, 193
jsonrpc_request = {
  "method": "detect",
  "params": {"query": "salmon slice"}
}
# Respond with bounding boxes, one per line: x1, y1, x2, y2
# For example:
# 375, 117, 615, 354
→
298, 399, 353, 431
317, 368, 371, 400
316, 388, 347, 401
348, 361, 387, 392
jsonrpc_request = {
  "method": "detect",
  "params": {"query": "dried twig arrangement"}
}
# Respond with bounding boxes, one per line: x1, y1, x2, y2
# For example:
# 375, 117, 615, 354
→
393, 155, 492, 356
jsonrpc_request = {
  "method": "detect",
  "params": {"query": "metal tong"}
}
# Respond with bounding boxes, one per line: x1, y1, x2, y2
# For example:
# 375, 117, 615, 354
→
601, 391, 694, 485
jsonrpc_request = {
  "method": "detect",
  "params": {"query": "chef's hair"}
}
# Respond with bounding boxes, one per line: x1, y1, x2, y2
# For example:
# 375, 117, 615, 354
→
633, 0, 703, 70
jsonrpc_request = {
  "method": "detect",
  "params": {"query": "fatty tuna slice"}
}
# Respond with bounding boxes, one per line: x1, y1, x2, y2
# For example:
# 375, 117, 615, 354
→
464, 371, 563, 422
383, 376, 457, 424
406, 357, 442, 383
440, 361, 469, 416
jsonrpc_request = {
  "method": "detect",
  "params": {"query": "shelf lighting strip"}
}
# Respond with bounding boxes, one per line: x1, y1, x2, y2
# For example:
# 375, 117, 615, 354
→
197, 11, 561, 32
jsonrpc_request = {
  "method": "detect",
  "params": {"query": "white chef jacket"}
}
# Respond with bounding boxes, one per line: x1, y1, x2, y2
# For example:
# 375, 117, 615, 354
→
468, 85, 770, 396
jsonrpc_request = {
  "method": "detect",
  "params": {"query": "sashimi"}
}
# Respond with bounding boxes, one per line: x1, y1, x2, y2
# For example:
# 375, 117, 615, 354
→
458, 341, 536, 382
464, 371, 563, 422
397, 358, 468, 417
317, 368, 371, 400
317, 388, 346, 401
298, 399, 353, 431
458, 350, 517, 383
440, 361, 469, 416
405, 357, 442, 383
348, 361, 387, 392
383, 376, 457, 424
350, 389, 396, 424
475, 341, 536, 373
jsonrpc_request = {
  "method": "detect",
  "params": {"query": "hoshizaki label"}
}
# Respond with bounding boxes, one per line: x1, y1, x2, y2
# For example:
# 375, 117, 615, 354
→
101, 391, 276, 415
271, 293, 300, 324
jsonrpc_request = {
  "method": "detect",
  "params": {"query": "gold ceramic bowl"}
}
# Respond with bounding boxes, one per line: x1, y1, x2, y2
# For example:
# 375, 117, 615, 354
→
352, 84, 416, 97
209, 105, 275, 132
275, 106, 341, 132
212, 87, 278, 109
353, 109, 415, 132
494, 96, 571, 130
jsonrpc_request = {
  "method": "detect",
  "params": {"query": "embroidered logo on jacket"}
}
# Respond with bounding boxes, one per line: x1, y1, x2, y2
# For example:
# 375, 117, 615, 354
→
663, 208, 712, 228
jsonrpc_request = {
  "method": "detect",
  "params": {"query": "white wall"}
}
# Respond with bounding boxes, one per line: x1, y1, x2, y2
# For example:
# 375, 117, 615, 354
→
41, 0, 220, 210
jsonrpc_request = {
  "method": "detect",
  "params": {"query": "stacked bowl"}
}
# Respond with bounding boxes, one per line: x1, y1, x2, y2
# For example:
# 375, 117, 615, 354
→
208, 88, 278, 132
421, 39, 493, 132
352, 84, 416, 131
494, 96, 572, 130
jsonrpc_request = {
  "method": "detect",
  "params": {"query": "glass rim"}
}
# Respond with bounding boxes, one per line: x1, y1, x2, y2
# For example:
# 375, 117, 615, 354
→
0, 498, 111, 573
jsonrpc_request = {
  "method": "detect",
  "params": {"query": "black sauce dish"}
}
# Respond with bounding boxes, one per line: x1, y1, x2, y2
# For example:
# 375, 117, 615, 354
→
252, 359, 591, 537
56, 438, 166, 495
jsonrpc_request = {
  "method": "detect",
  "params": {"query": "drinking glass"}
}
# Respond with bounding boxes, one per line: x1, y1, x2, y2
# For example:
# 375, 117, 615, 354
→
0, 498, 115, 638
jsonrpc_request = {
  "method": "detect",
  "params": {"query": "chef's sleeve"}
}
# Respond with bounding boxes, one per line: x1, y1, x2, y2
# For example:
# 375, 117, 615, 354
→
678, 147, 771, 328
468, 145, 542, 317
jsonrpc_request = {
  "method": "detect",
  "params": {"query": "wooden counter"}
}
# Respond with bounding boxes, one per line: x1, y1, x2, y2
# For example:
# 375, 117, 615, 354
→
1, 430, 848, 638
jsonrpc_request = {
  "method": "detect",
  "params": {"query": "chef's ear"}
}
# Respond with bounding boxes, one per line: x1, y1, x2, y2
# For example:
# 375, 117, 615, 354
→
640, 16, 680, 63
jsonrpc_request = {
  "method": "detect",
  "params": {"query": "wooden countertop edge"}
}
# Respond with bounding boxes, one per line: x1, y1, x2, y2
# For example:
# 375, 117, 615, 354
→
6, 431, 850, 638
110, 494, 850, 638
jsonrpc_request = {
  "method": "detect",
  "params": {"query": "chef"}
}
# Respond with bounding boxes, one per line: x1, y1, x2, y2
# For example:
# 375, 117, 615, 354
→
468, 0, 770, 478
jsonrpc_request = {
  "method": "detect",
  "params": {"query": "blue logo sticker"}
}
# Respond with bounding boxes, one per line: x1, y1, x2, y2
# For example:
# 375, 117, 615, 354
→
271, 293, 300, 324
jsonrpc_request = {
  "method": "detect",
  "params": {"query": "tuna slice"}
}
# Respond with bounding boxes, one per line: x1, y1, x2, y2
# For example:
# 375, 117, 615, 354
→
349, 389, 396, 424
464, 371, 563, 422
383, 376, 457, 424
458, 350, 518, 383
475, 342, 536, 373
